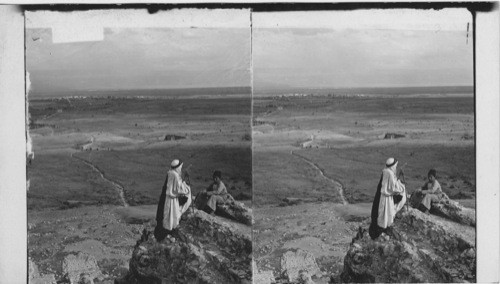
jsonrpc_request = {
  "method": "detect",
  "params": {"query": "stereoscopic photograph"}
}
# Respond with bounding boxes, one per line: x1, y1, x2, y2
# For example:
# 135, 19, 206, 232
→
26, 9, 252, 284
0, 3, 494, 284
252, 8, 475, 283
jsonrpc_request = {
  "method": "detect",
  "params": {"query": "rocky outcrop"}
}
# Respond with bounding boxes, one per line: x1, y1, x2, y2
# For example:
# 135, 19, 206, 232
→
432, 201, 475, 227
193, 194, 252, 226
339, 208, 476, 283
116, 209, 252, 284
216, 201, 253, 226
409, 192, 475, 226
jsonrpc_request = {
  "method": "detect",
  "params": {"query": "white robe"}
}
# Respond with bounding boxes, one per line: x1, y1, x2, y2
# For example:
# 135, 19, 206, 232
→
163, 169, 192, 230
377, 166, 406, 228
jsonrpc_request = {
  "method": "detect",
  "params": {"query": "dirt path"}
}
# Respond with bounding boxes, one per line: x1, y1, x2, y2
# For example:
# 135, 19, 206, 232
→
71, 153, 129, 207
291, 149, 348, 205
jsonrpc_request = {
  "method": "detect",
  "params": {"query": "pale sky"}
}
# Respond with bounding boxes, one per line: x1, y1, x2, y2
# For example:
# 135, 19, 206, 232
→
26, 9, 474, 93
252, 9, 471, 30
26, 9, 251, 94
253, 9, 473, 91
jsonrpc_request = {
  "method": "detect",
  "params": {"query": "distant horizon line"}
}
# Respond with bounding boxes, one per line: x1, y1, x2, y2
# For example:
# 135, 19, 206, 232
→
29, 86, 252, 96
254, 85, 473, 93
28, 85, 474, 97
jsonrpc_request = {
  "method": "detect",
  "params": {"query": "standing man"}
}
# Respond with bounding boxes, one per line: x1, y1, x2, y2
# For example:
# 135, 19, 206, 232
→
154, 159, 192, 241
369, 157, 406, 239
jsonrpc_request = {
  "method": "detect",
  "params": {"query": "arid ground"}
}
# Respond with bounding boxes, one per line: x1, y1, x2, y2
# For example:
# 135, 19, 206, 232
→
252, 92, 475, 282
27, 95, 252, 281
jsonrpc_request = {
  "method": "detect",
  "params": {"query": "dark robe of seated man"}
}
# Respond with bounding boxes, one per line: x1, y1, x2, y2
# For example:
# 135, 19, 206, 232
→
195, 170, 234, 214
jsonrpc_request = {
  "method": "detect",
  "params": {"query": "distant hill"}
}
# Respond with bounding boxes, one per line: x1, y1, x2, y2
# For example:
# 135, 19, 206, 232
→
254, 86, 474, 96
29, 86, 252, 99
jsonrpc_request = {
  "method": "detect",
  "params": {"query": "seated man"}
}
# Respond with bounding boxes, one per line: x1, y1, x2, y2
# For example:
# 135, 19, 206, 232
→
195, 170, 234, 214
415, 169, 443, 214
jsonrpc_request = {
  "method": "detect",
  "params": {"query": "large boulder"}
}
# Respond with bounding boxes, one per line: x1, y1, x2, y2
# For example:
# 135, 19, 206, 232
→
280, 249, 321, 282
117, 209, 252, 284
409, 192, 475, 226
339, 208, 476, 283
194, 194, 252, 226
431, 200, 475, 227
62, 252, 103, 284
216, 201, 253, 226
252, 261, 275, 284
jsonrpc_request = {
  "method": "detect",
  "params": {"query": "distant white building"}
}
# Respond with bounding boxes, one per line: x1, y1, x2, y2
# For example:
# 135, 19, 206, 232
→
301, 135, 314, 148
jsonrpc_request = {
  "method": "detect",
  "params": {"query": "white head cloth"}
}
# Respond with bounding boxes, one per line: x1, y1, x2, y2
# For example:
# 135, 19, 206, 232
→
171, 159, 183, 174
385, 157, 398, 173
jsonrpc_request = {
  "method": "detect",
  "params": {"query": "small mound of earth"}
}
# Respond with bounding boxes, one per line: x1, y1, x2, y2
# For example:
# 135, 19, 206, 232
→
164, 134, 186, 141
253, 124, 275, 134
383, 133, 405, 139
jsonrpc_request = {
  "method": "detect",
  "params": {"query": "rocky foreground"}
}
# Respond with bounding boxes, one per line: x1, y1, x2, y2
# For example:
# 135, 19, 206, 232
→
254, 197, 475, 284
116, 209, 252, 284
28, 199, 473, 284
28, 205, 251, 284
339, 207, 476, 283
